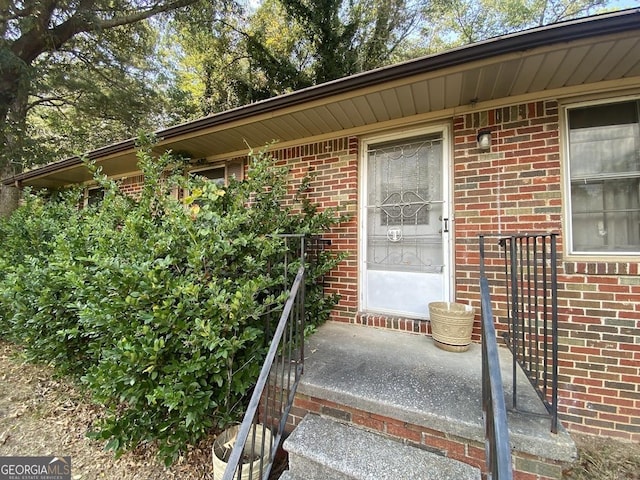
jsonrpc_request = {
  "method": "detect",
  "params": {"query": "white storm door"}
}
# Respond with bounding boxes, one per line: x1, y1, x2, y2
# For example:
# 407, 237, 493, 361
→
362, 132, 449, 319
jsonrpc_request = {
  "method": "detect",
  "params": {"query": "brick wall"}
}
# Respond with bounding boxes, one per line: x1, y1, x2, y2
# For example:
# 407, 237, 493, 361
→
453, 101, 562, 341
452, 100, 640, 442
260, 113, 638, 441
269, 137, 360, 324
116, 174, 145, 197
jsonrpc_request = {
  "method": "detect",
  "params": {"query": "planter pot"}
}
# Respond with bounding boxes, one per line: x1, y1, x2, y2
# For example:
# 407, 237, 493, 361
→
428, 302, 475, 352
212, 425, 273, 480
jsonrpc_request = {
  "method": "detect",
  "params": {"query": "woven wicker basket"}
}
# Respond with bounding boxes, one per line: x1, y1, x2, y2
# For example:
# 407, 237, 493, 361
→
428, 302, 475, 352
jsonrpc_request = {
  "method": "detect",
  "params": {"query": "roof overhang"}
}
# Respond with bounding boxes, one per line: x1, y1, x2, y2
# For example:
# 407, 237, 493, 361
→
5, 8, 640, 188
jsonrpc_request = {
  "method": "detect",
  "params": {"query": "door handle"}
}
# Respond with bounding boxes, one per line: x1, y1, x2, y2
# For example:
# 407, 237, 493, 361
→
443, 217, 449, 233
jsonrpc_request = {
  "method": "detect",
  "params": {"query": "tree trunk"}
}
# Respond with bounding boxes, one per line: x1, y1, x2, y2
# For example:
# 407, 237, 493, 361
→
0, 66, 29, 218
0, 112, 21, 218
0, 167, 20, 218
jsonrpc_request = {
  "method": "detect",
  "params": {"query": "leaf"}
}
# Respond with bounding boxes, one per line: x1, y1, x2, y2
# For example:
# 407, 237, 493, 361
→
105, 438, 120, 452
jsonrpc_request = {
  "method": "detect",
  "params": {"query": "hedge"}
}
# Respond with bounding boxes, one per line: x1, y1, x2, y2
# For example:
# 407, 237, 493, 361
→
0, 142, 344, 464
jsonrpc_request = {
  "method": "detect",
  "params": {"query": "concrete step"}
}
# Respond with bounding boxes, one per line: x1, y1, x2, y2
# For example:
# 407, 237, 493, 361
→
277, 472, 304, 480
283, 414, 481, 480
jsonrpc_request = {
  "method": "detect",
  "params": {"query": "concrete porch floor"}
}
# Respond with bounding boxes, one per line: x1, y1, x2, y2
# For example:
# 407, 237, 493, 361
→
297, 321, 577, 464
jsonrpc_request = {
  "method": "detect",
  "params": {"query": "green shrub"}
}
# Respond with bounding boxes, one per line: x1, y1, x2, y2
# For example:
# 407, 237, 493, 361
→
0, 189, 83, 343
0, 143, 344, 464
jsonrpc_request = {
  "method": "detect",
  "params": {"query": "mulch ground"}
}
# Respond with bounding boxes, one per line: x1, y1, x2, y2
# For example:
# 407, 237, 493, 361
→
0, 340, 214, 479
562, 432, 640, 480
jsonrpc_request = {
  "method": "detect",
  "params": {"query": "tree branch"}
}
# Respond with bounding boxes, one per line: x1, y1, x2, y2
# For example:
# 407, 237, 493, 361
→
89, 0, 198, 30
28, 94, 74, 110
0, 0, 36, 22
11, 0, 200, 64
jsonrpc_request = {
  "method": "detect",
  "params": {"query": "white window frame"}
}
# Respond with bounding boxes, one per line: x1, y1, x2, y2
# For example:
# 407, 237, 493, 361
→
562, 95, 640, 258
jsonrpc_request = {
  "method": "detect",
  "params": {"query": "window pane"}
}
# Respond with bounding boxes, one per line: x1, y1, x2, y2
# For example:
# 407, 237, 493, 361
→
368, 135, 442, 228
569, 124, 639, 177
193, 167, 225, 186
87, 188, 104, 207
569, 101, 638, 129
569, 102, 639, 177
366, 135, 444, 272
571, 178, 640, 252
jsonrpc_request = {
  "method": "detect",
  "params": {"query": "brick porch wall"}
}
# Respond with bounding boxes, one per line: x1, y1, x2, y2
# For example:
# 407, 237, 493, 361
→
453, 100, 640, 442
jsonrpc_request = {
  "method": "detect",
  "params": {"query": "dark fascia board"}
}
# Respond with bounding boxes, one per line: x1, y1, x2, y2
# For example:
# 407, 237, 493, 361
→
4, 7, 640, 187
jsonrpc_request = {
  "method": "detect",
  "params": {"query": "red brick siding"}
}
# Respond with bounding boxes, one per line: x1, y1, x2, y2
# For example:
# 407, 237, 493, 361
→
453, 102, 562, 342
107, 109, 639, 442
351, 312, 431, 335
116, 174, 144, 197
453, 100, 640, 442
268, 138, 360, 324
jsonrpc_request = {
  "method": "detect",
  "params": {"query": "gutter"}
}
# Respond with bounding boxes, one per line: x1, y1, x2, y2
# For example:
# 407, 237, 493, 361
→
4, 8, 639, 187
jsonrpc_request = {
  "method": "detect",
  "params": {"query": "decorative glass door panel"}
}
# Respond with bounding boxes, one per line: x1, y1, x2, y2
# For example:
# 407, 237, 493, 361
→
364, 133, 447, 318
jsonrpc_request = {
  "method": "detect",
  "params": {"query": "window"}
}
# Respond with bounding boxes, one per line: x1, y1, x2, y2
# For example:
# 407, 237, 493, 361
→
179, 160, 245, 201
368, 136, 441, 227
189, 159, 244, 186
566, 99, 640, 254
192, 166, 226, 186
84, 187, 104, 207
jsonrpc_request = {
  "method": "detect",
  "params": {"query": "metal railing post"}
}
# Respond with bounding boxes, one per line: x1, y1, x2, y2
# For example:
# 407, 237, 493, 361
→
550, 235, 559, 433
509, 237, 519, 411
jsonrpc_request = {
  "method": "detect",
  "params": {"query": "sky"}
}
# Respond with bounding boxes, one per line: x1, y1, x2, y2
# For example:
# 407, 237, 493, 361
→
609, 0, 640, 7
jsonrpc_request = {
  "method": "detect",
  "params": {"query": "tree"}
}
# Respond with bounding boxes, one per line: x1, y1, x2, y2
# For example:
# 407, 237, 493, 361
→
420, 0, 610, 51
0, 0, 206, 216
278, 0, 419, 82
168, 0, 421, 117
25, 22, 168, 164
243, 0, 420, 88
163, 0, 313, 116
164, 1, 258, 116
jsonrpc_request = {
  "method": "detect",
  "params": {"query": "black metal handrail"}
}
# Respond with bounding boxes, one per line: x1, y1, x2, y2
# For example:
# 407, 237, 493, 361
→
500, 233, 559, 433
480, 236, 513, 480
222, 265, 305, 480
218, 234, 315, 480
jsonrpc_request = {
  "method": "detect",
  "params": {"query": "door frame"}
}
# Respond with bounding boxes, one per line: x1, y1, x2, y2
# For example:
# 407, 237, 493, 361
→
358, 123, 454, 319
